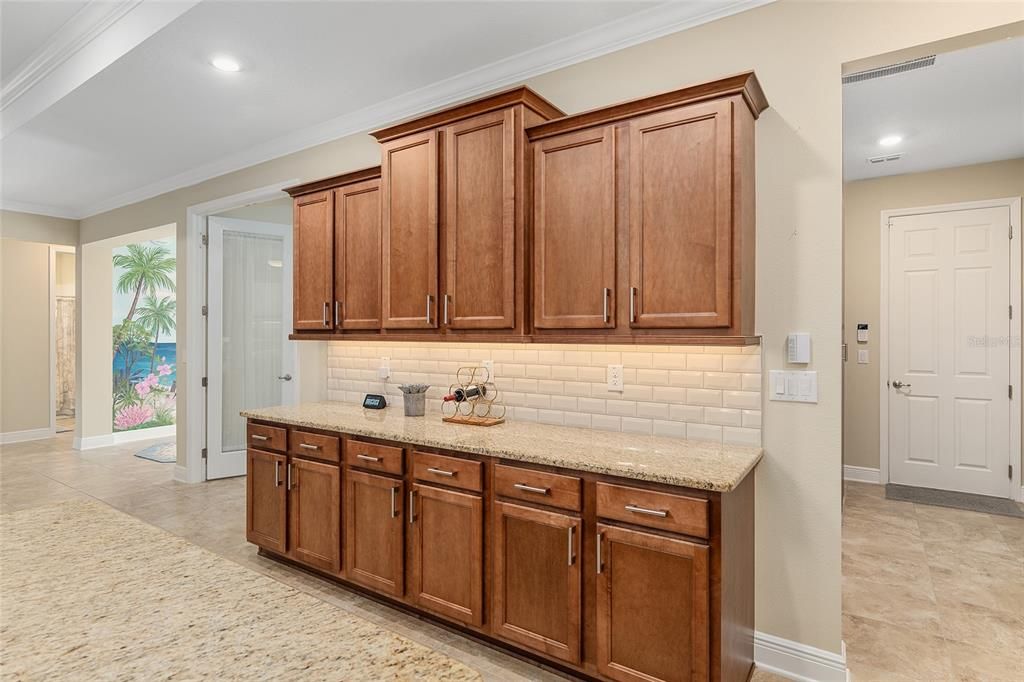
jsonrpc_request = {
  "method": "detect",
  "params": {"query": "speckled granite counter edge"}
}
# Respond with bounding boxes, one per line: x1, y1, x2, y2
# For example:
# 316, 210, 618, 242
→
241, 407, 762, 492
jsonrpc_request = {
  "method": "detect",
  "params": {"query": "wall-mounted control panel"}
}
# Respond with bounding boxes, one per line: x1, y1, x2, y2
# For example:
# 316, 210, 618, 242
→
786, 333, 811, 364
769, 370, 818, 403
857, 323, 869, 343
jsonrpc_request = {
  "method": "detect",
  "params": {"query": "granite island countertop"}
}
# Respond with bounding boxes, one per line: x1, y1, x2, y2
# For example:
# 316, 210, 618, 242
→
241, 402, 762, 492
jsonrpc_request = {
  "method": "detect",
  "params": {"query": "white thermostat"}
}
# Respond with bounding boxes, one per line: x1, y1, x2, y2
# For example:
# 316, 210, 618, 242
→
787, 333, 811, 364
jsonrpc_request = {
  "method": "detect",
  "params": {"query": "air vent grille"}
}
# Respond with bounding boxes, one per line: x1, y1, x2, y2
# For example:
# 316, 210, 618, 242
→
867, 153, 904, 164
843, 56, 936, 84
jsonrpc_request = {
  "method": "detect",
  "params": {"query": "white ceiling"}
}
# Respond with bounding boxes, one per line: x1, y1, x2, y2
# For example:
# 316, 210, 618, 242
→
0, 0, 771, 219
1, 1, 91, 82
843, 36, 1024, 181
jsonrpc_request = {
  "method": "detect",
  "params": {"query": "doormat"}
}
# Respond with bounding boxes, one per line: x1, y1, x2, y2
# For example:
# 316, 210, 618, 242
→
134, 442, 176, 464
885, 484, 1024, 518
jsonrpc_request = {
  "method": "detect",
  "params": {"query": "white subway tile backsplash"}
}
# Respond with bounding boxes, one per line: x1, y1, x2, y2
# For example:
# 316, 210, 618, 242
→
326, 341, 761, 446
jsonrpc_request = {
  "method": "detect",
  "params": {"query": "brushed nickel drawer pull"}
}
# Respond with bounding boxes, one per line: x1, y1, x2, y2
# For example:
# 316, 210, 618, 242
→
426, 295, 433, 324
427, 467, 455, 477
390, 487, 398, 519
513, 483, 550, 495
629, 286, 637, 323
408, 490, 416, 524
335, 300, 341, 326
251, 434, 269, 441
596, 531, 603, 574
357, 454, 382, 463
602, 287, 610, 323
567, 525, 575, 566
443, 294, 450, 326
286, 462, 293, 491
625, 504, 668, 518
298, 443, 320, 451
323, 301, 330, 327
274, 460, 281, 487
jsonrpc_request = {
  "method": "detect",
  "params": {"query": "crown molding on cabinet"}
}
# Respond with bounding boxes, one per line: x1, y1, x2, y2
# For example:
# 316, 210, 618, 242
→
283, 166, 382, 198
68, 0, 775, 220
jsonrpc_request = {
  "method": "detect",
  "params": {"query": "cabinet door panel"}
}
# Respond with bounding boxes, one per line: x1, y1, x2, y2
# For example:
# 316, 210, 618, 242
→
246, 449, 287, 553
344, 469, 404, 596
444, 109, 515, 329
382, 132, 439, 329
410, 484, 484, 625
628, 101, 733, 329
335, 179, 382, 329
288, 458, 340, 573
533, 126, 616, 329
493, 502, 581, 664
596, 524, 709, 682
293, 191, 334, 330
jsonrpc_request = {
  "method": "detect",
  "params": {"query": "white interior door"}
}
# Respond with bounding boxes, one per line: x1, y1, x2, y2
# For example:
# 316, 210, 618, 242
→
207, 217, 294, 479
888, 205, 1012, 497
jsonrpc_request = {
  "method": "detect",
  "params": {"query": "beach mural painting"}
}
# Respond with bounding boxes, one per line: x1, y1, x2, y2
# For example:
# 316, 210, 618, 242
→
112, 238, 177, 431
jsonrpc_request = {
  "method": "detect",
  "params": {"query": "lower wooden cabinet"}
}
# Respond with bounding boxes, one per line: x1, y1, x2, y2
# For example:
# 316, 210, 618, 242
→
246, 449, 287, 553
409, 483, 484, 625
287, 457, 340, 573
344, 468, 404, 596
492, 501, 581, 664
596, 523, 710, 682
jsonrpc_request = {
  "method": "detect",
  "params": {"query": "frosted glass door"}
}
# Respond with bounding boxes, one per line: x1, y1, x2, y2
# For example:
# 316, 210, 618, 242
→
207, 217, 294, 479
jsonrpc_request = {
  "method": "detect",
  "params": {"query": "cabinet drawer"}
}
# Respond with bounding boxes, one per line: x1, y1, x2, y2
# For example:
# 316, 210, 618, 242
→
413, 452, 482, 492
289, 430, 340, 463
345, 439, 404, 475
595, 482, 708, 539
494, 464, 581, 512
247, 423, 286, 452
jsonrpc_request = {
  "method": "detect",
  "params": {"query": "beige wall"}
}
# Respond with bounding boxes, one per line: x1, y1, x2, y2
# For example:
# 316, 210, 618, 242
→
55, 251, 75, 298
844, 158, 1024, 473
0, 240, 52, 434
78, 224, 176, 442
76, 1, 1024, 653
216, 197, 292, 224
0, 210, 79, 246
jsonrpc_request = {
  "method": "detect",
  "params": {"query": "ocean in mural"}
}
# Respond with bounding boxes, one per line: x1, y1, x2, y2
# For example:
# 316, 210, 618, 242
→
112, 238, 177, 432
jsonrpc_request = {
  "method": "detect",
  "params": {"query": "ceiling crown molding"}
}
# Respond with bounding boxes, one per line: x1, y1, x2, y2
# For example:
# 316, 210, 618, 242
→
0, 198, 81, 221
66, 0, 772, 219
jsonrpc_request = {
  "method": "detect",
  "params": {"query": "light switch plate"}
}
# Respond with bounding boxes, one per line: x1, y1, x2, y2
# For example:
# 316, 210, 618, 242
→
768, 370, 818, 403
607, 365, 624, 392
857, 349, 869, 364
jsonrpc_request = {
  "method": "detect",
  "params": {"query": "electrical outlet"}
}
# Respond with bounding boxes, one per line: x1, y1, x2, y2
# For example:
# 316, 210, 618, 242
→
481, 359, 494, 380
378, 357, 391, 380
607, 364, 624, 392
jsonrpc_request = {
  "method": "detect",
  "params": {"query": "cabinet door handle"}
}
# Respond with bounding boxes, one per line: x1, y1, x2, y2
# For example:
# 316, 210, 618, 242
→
323, 301, 330, 327
629, 286, 637, 323
390, 486, 398, 519
567, 525, 575, 566
426, 295, 433, 325
426, 467, 455, 478
274, 460, 281, 487
291, 463, 297, 489
602, 287, 610, 323
513, 483, 549, 495
408, 489, 416, 524
298, 443, 320, 451
251, 434, 269, 442
335, 300, 342, 327
356, 454, 382, 463
624, 504, 667, 518
286, 462, 292, 491
596, 531, 603, 574
443, 294, 450, 326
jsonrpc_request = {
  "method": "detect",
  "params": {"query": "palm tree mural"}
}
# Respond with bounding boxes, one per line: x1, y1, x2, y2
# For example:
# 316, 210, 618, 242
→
135, 295, 176, 373
113, 242, 175, 323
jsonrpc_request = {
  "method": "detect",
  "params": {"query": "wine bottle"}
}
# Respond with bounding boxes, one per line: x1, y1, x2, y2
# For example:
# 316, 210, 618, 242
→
442, 384, 486, 402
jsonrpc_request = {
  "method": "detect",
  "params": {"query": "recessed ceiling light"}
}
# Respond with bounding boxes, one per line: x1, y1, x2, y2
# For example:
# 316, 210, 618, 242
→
211, 56, 241, 72
878, 134, 903, 147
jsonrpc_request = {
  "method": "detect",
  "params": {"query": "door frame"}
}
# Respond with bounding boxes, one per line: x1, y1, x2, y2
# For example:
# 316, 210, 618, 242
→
180, 179, 299, 484
49, 244, 76, 438
878, 196, 1022, 500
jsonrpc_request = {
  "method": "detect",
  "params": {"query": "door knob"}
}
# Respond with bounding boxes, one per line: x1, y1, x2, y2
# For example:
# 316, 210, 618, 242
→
277, 374, 292, 381
892, 380, 911, 389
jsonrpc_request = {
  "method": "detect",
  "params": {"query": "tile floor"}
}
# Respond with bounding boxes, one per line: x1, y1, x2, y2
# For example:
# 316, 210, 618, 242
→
842, 482, 1023, 681
3, 433, 1020, 680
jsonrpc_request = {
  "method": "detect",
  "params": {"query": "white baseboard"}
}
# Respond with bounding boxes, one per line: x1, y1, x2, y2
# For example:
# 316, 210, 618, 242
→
173, 464, 191, 484
0, 427, 55, 444
754, 632, 848, 682
843, 465, 881, 484
111, 425, 175, 444
73, 434, 114, 450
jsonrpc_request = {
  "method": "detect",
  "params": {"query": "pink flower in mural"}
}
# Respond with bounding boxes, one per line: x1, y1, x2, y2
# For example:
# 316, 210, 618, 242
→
157, 364, 172, 376
135, 383, 150, 397
114, 404, 154, 430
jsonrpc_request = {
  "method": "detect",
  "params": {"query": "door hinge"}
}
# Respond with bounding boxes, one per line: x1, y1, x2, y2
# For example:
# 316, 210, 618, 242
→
1009, 385, 1013, 399
1011, 305, 1014, 320
202, 448, 208, 460
201, 304, 208, 316
201, 377, 208, 388
1009, 225, 1013, 240
1010, 464, 1014, 479
201, 233, 208, 246
841, 343, 848, 362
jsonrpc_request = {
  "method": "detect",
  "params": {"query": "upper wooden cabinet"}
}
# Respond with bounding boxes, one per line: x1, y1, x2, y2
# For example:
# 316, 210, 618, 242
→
292, 191, 334, 330
372, 86, 565, 336
527, 72, 766, 338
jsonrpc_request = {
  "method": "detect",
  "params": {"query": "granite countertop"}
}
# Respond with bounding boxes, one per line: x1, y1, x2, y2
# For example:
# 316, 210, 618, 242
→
241, 402, 762, 492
